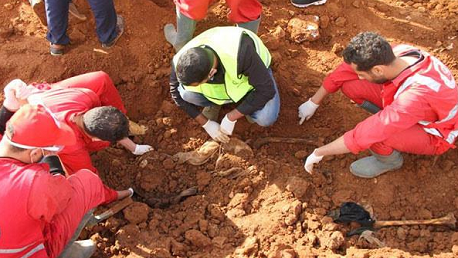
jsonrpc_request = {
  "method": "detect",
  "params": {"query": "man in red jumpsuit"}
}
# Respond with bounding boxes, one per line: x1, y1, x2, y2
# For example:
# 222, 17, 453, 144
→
164, 0, 262, 51
0, 103, 133, 258
299, 32, 458, 178
4, 71, 153, 175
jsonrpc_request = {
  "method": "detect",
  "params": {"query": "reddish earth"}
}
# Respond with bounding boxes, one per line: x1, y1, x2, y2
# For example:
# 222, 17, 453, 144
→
1, 0, 458, 257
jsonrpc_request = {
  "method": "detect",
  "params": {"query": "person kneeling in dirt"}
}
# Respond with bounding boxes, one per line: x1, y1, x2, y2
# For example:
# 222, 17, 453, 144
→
170, 26, 280, 143
299, 32, 458, 178
0, 103, 133, 258
2, 71, 153, 175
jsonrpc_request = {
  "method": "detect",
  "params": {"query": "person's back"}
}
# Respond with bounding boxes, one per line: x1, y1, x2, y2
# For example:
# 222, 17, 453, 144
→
28, 87, 101, 123
0, 103, 133, 258
394, 45, 458, 144
0, 160, 50, 258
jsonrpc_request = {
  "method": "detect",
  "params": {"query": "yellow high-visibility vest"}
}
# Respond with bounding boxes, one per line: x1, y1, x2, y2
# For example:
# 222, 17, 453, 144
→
173, 26, 271, 105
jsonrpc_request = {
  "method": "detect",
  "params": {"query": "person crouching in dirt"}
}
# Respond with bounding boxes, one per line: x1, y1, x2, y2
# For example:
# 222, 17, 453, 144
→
2, 71, 153, 175
299, 32, 458, 178
170, 26, 280, 143
0, 103, 133, 258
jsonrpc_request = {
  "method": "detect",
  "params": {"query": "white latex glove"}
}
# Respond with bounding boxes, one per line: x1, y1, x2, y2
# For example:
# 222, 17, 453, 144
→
304, 149, 324, 174
3, 79, 28, 111
132, 144, 153, 155
298, 99, 319, 125
127, 187, 134, 197
202, 120, 230, 143
220, 114, 237, 135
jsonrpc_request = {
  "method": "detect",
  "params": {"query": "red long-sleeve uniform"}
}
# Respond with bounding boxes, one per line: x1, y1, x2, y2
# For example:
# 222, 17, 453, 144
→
323, 45, 458, 155
28, 71, 127, 176
0, 159, 113, 258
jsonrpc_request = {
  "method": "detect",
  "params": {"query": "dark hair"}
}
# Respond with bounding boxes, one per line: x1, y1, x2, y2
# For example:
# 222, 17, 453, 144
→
343, 32, 396, 71
83, 106, 128, 143
176, 47, 212, 85
6, 124, 27, 153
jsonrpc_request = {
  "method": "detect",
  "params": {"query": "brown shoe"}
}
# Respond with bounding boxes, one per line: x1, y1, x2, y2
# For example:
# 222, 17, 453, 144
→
50, 44, 65, 56
30, 0, 47, 26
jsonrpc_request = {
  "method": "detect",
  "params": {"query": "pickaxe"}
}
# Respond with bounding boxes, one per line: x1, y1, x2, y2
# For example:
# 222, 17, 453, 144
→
330, 202, 456, 236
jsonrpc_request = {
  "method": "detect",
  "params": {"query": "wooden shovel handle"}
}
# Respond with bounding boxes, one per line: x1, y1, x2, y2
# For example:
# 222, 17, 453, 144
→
373, 212, 456, 229
253, 137, 316, 149
94, 197, 133, 221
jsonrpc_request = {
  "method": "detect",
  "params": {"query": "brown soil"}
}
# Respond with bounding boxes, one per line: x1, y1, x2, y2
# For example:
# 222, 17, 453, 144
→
2, 0, 458, 257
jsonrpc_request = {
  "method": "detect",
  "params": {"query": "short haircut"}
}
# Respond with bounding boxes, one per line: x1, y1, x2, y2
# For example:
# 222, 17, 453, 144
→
343, 32, 396, 71
83, 106, 128, 143
176, 47, 212, 85
6, 124, 27, 153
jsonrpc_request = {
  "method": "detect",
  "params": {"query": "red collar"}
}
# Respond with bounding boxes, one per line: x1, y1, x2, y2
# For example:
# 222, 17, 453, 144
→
390, 46, 425, 87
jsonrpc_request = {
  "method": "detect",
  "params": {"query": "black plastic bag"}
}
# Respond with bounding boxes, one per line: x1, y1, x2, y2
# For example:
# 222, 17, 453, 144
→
334, 202, 375, 227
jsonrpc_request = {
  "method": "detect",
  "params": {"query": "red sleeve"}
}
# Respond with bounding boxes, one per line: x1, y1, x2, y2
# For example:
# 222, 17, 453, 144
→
27, 169, 73, 222
59, 148, 98, 176
322, 62, 360, 93
343, 86, 430, 154
58, 149, 118, 204
101, 185, 118, 205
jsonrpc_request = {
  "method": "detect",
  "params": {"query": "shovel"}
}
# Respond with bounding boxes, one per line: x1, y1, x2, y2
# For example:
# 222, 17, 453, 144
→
86, 197, 133, 227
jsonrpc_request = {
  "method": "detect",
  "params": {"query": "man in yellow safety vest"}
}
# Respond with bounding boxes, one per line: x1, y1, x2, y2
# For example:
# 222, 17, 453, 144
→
169, 26, 280, 142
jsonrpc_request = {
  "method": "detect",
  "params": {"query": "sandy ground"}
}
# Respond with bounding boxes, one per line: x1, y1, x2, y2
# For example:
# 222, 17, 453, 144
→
1, 0, 458, 257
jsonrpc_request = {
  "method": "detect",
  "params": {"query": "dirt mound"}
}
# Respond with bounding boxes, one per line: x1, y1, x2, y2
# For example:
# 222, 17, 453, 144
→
1, 0, 458, 257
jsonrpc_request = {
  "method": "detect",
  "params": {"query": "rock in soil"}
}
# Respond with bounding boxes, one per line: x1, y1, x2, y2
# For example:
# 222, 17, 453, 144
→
123, 202, 150, 224
185, 229, 212, 247
287, 15, 320, 43
286, 176, 309, 198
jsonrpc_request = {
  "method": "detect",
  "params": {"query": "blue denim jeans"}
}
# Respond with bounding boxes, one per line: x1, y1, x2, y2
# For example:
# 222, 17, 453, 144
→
46, 0, 117, 45
178, 69, 280, 127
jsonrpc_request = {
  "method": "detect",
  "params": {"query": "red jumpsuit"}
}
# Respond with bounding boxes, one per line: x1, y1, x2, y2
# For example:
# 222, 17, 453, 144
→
0, 159, 115, 258
28, 71, 127, 175
174, 0, 262, 23
322, 44, 458, 155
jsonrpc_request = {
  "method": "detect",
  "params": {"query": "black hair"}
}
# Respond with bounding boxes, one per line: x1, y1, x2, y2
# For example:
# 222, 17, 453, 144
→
343, 32, 396, 71
176, 47, 212, 85
6, 124, 27, 153
83, 106, 128, 143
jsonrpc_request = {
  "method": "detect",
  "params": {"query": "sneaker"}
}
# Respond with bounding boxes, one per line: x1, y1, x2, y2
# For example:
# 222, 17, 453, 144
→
49, 44, 65, 56
29, 0, 47, 25
291, 0, 327, 8
69, 2, 87, 21
245, 115, 255, 124
101, 15, 124, 49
